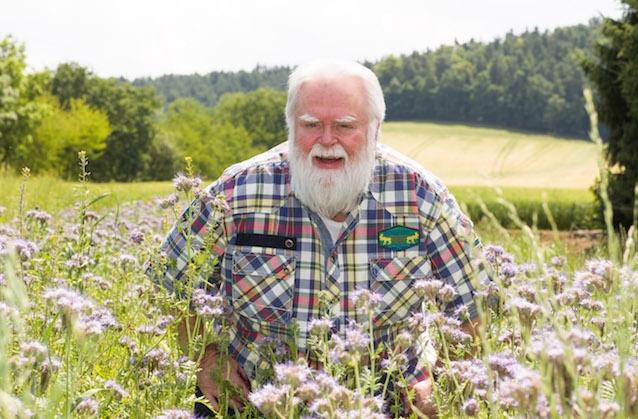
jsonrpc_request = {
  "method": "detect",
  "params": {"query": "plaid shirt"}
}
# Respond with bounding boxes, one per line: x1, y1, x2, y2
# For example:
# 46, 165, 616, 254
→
152, 142, 483, 385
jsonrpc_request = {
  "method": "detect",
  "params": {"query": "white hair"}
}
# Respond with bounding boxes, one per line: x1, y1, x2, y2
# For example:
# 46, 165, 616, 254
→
284, 60, 386, 139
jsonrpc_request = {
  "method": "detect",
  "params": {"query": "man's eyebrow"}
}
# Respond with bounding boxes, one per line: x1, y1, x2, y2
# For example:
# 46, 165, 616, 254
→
298, 114, 320, 123
335, 115, 358, 124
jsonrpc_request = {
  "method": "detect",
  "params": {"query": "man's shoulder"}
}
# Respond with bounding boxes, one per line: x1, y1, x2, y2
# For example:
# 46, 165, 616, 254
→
207, 142, 290, 213
374, 143, 449, 198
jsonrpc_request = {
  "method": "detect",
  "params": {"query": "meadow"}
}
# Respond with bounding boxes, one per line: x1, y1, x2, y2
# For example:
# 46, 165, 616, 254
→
2, 122, 633, 418
382, 122, 598, 189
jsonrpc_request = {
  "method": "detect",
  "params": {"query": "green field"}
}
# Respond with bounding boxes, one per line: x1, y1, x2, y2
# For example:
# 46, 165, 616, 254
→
382, 122, 598, 189
1, 122, 599, 229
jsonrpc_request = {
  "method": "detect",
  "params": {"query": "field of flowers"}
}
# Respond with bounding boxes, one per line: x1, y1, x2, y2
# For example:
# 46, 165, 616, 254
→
1, 152, 637, 418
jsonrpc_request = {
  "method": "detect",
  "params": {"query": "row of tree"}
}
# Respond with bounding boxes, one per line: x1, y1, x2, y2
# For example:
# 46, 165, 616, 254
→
0, 41, 159, 181
1, 5, 636, 229
371, 22, 598, 137
137, 21, 601, 139
0, 37, 287, 181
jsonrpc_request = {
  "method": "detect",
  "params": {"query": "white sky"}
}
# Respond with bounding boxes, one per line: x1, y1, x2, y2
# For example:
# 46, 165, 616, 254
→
2, 0, 625, 79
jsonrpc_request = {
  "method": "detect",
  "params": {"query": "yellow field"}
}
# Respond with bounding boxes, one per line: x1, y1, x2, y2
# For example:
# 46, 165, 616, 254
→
381, 122, 598, 188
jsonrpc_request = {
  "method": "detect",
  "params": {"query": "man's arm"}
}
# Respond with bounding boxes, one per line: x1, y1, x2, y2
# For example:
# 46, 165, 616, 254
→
176, 315, 250, 411
408, 186, 487, 417
148, 190, 251, 411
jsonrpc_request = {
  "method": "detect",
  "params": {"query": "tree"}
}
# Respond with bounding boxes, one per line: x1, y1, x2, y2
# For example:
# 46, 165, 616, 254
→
213, 88, 287, 150
0, 36, 48, 169
50, 63, 161, 181
22, 97, 110, 178
51, 62, 91, 109
583, 1, 638, 228
85, 78, 160, 181
159, 98, 257, 178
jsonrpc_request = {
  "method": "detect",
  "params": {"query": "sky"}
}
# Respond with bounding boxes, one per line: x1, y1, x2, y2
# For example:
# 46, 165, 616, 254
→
2, 0, 625, 80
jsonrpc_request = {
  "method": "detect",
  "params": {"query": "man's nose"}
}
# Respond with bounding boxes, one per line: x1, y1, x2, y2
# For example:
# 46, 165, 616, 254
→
318, 124, 337, 146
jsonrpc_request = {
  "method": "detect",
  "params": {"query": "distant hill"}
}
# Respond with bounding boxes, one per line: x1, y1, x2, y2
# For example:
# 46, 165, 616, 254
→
132, 66, 290, 107
381, 121, 597, 188
133, 20, 602, 138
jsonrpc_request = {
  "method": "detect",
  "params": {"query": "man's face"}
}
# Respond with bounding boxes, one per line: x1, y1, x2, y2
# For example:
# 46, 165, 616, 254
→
288, 76, 378, 219
293, 76, 370, 171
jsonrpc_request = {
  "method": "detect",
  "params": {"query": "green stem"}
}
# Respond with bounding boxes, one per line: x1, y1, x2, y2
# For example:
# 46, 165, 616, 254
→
368, 310, 376, 397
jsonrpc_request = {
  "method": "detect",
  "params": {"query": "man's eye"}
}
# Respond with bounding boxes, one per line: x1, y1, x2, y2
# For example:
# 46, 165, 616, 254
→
337, 123, 355, 130
304, 122, 319, 128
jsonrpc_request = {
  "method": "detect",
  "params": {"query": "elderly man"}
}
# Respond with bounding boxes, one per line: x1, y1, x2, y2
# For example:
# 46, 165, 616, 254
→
154, 60, 484, 417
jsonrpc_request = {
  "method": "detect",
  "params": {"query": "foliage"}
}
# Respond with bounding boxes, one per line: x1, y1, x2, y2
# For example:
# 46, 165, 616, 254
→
0, 167, 635, 417
213, 88, 287, 149
51, 64, 161, 181
20, 97, 110, 178
0, 36, 49, 169
583, 1, 638, 229
372, 22, 598, 138
133, 65, 290, 108
136, 22, 601, 139
84, 77, 160, 181
159, 98, 258, 179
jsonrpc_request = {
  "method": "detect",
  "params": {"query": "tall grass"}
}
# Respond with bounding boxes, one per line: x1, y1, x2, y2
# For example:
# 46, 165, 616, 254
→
0, 101, 634, 417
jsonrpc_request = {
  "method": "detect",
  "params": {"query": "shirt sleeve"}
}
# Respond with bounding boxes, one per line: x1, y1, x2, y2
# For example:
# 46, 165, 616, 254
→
424, 191, 481, 320
401, 187, 487, 386
146, 186, 228, 299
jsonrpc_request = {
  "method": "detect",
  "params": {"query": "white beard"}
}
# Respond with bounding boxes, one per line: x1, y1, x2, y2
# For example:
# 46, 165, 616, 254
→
289, 137, 377, 219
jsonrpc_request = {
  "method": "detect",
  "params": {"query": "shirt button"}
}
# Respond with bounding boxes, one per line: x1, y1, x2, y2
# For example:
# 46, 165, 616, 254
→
284, 239, 294, 249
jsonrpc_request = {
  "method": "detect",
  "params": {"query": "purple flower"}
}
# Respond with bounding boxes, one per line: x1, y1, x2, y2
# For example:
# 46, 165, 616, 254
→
104, 380, 129, 400
42, 287, 94, 316
18, 340, 49, 364
597, 401, 620, 418
119, 254, 137, 268
350, 288, 382, 313
550, 256, 566, 267
446, 359, 489, 393
510, 297, 542, 325
344, 323, 370, 355
7, 238, 38, 261
414, 278, 443, 301
65, 253, 90, 269
438, 284, 457, 304
154, 409, 195, 419
191, 289, 224, 320
141, 348, 170, 373
78, 308, 119, 336
488, 351, 520, 378
463, 398, 480, 416
308, 318, 333, 336
496, 366, 542, 411
173, 174, 202, 193
26, 209, 52, 225
249, 383, 290, 416
274, 361, 312, 387
484, 245, 505, 263
157, 193, 179, 209
129, 230, 144, 244
501, 262, 518, 278
74, 398, 98, 415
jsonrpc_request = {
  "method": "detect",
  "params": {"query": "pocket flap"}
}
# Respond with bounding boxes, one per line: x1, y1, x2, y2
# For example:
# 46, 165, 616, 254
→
232, 252, 295, 280
370, 256, 432, 281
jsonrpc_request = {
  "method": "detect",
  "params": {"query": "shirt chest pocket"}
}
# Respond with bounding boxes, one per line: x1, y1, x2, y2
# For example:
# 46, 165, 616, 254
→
231, 251, 296, 324
370, 256, 432, 326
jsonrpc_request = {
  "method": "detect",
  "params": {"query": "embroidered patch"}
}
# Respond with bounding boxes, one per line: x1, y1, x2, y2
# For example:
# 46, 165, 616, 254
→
378, 226, 420, 251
